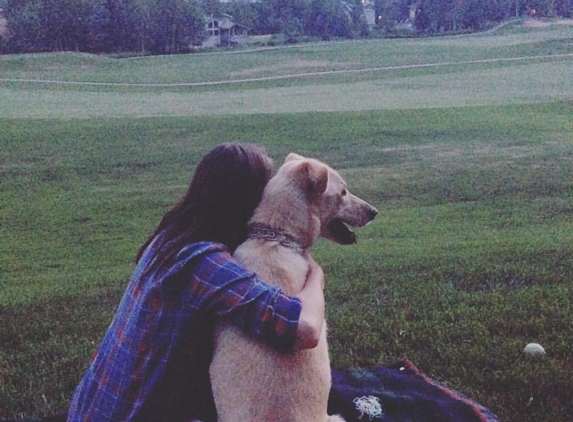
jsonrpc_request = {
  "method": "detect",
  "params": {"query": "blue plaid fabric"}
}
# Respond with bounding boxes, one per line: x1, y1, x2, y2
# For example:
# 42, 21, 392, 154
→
67, 240, 301, 422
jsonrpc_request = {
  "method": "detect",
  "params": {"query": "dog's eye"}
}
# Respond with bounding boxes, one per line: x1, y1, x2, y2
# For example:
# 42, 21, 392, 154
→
341, 189, 347, 196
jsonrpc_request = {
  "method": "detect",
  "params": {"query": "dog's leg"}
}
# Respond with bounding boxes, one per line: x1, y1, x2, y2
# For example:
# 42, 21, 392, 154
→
328, 415, 346, 422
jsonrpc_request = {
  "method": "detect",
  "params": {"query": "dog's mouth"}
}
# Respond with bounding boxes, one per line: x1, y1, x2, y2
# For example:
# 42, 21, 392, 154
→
326, 219, 357, 245
324, 206, 378, 245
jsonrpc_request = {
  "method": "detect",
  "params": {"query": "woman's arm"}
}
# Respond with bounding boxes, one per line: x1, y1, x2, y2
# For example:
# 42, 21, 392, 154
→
293, 256, 326, 351
190, 244, 326, 353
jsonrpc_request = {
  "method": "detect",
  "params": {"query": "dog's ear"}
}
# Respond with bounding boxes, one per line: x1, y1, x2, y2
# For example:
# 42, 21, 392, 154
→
300, 161, 328, 196
285, 153, 304, 163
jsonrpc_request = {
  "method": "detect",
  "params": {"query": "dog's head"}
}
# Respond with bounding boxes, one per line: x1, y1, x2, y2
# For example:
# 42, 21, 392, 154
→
281, 153, 378, 245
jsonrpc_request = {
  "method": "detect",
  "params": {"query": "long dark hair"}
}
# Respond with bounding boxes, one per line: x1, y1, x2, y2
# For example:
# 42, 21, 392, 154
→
136, 143, 273, 272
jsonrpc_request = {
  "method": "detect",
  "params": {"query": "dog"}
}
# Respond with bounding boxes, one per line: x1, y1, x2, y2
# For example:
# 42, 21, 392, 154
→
209, 153, 378, 422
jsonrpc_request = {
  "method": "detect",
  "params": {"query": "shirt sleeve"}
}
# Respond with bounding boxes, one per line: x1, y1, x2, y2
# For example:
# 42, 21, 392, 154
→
180, 243, 302, 353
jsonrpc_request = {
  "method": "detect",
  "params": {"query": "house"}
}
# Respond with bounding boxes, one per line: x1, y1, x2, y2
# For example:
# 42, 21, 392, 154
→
203, 14, 249, 47
361, 0, 376, 28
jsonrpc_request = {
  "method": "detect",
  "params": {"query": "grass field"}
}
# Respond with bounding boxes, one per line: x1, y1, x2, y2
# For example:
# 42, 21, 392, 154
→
1, 20, 573, 421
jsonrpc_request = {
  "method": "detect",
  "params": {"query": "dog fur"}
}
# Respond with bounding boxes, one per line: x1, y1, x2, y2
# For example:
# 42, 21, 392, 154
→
209, 153, 378, 422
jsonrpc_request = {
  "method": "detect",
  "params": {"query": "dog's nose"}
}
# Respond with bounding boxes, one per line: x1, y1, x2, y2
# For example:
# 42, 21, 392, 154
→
369, 207, 379, 220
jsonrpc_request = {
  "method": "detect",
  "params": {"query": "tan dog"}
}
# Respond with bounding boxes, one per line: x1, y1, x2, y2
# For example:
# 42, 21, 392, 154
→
210, 153, 378, 422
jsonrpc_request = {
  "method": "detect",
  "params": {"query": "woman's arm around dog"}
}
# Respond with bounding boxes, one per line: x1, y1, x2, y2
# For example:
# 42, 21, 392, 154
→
294, 256, 326, 351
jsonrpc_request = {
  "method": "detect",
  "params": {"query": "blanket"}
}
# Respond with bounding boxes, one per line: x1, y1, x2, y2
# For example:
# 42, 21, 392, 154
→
328, 360, 500, 422
4, 360, 500, 422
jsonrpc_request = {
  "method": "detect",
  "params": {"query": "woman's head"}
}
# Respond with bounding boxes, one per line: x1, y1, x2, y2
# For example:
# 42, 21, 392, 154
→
138, 143, 273, 265
182, 143, 274, 249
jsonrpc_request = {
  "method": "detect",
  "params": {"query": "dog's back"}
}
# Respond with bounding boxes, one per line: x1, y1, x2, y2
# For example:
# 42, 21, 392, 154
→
210, 154, 376, 422
210, 241, 334, 422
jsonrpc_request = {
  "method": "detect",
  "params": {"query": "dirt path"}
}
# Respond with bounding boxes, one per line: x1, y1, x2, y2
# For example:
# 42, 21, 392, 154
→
2, 52, 572, 88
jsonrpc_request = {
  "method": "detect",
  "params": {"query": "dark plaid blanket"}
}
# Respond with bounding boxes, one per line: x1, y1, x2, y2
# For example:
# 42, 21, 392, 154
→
328, 360, 500, 422
5, 360, 499, 422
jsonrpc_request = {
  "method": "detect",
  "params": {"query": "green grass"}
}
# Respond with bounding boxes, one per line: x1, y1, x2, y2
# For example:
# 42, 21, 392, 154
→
1, 22, 572, 86
1, 21, 573, 421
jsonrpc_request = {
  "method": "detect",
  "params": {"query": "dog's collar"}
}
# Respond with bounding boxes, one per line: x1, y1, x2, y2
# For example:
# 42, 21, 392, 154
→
247, 226, 305, 255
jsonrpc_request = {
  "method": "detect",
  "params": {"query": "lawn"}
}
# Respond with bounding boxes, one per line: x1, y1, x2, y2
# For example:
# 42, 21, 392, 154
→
1, 20, 572, 421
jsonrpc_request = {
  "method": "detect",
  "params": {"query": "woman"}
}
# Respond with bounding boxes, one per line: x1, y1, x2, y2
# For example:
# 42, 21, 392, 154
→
67, 143, 325, 422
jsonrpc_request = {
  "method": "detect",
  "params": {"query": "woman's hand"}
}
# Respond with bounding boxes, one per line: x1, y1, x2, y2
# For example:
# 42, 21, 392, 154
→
293, 256, 326, 350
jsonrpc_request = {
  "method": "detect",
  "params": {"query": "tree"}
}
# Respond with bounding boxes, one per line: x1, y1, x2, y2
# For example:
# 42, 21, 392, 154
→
346, 0, 369, 36
305, 0, 348, 39
199, 0, 221, 16
459, 0, 505, 30
555, 0, 573, 17
139, 0, 204, 54
263, 0, 306, 40
4, 0, 42, 52
3, 0, 205, 54
4, 0, 572, 54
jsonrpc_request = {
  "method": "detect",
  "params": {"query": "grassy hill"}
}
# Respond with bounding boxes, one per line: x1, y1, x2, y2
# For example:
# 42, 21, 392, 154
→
1, 20, 572, 421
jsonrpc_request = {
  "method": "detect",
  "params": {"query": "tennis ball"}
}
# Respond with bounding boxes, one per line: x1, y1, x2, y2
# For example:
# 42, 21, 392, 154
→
524, 343, 545, 358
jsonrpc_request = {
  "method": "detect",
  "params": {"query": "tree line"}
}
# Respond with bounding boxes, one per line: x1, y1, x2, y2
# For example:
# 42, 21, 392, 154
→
1, 0, 572, 55
381, 0, 573, 34
0, 0, 368, 54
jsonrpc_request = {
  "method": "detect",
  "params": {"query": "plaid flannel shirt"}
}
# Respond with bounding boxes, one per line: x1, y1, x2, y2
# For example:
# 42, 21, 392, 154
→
68, 240, 301, 422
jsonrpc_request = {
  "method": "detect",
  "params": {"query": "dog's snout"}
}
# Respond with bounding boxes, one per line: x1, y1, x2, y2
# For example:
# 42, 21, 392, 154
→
368, 207, 378, 221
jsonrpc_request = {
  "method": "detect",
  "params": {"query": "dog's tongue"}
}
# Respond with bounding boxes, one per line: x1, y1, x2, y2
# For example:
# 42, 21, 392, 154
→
330, 219, 357, 245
